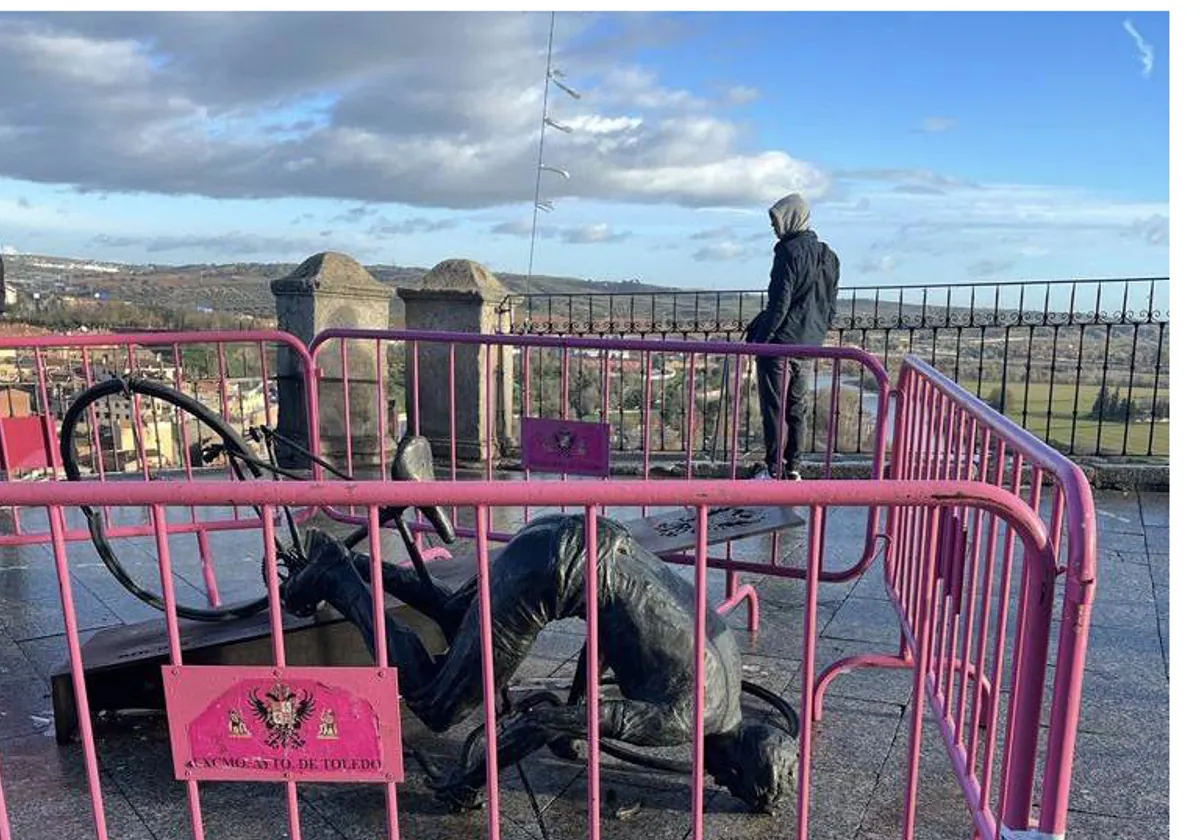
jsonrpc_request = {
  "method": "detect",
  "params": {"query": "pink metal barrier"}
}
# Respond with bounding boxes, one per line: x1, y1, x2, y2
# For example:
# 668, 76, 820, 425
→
814, 356, 1097, 840
308, 329, 892, 583
0, 330, 320, 614
0, 475, 1074, 840
0, 336, 1096, 840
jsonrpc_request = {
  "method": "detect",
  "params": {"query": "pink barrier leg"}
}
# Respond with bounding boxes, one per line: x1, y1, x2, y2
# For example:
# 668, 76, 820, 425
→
151, 505, 207, 840
585, 508, 603, 840
196, 529, 222, 608
795, 507, 823, 840
48, 506, 110, 840
813, 652, 911, 722
902, 508, 942, 840
812, 651, 994, 726
690, 506, 710, 840
474, 506, 502, 840
715, 582, 760, 634
0, 748, 12, 840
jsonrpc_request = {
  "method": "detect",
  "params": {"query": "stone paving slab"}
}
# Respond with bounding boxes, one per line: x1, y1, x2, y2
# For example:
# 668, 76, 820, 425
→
1056, 810, 1170, 840
0, 630, 40, 686
1067, 728, 1170, 823
1139, 492, 1168, 527
822, 595, 905, 647
856, 705, 972, 840
0, 733, 157, 840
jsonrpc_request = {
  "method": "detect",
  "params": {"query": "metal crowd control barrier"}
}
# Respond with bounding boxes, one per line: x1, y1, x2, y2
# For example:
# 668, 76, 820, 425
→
308, 328, 893, 624
873, 356, 1097, 840
0, 473, 1090, 840
0, 330, 320, 614
0, 337, 1096, 840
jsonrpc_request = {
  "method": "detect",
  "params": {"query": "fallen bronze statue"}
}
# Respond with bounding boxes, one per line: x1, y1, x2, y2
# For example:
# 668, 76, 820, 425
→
280, 513, 799, 813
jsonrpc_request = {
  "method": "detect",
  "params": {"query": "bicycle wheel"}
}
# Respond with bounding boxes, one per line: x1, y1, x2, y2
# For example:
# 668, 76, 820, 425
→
60, 376, 278, 622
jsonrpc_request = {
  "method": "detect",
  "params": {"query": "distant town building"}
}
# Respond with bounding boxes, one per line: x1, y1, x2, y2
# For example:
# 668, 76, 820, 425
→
0, 386, 33, 418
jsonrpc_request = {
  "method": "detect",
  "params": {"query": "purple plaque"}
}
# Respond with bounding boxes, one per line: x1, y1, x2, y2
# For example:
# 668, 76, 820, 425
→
521, 417, 611, 477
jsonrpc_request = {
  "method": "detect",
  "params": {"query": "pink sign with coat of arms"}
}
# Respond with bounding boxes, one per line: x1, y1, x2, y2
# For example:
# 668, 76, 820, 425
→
521, 417, 611, 476
163, 665, 403, 783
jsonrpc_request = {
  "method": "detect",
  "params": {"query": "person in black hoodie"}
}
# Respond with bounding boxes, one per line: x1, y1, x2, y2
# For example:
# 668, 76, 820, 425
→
746, 193, 840, 480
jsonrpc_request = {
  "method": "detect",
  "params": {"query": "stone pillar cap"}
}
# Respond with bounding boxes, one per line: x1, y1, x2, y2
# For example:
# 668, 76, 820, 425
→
270, 251, 391, 299
400, 258, 512, 303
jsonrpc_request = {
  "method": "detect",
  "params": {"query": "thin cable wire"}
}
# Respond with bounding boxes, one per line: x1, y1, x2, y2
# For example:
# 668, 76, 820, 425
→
526, 11, 557, 298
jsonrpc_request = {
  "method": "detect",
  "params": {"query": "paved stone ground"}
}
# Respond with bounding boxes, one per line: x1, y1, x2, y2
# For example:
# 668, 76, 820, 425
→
0, 490, 1169, 839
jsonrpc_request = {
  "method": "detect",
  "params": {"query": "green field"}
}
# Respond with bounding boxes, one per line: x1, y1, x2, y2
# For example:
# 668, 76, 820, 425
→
955, 380, 1168, 457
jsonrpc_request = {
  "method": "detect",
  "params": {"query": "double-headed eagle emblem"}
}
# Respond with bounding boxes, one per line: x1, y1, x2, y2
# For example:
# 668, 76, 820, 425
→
248, 682, 316, 749
553, 428, 576, 454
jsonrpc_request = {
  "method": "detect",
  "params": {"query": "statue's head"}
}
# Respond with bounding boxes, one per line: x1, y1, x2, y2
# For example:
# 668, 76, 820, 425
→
708, 723, 798, 814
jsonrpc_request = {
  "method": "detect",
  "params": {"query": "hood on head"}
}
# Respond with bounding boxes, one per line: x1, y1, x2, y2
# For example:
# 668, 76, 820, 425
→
769, 193, 811, 238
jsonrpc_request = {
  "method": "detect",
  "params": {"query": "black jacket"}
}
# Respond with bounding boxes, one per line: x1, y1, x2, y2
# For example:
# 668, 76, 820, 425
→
747, 230, 840, 346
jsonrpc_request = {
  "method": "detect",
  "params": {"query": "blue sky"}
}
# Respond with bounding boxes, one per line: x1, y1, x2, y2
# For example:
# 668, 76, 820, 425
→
0, 11, 1169, 290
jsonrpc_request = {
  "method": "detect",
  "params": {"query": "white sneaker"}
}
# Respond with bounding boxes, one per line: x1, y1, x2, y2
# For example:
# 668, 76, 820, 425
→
751, 467, 774, 481
784, 468, 802, 481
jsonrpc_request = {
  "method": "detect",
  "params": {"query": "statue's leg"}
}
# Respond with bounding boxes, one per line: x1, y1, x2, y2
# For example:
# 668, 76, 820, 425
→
345, 550, 466, 640
434, 713, 552, 810
404, 520, 568, 733
435, 698, 694, 810
544, 641, 605, 760
283, 533, 441, 695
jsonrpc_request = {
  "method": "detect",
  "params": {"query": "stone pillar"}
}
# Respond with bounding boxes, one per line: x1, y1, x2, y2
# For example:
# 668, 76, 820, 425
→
270, 252, 393, 473
398, 259, 516, 464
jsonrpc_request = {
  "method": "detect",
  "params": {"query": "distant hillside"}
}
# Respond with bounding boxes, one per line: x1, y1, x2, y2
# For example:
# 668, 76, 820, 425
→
1, 252, 681, 321
373, 265, 673, 297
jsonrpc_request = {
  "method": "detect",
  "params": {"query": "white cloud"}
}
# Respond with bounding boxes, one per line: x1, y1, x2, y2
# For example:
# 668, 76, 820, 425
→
968, 258, 1016, 278
1130, 213, 1168, 246
331, 204, 379, 224
892, 184, 946, 196
690, 226, 736, 241
491, 220, 533, 237
600, 66, 707, 111
561, 115, 644, 135
1122, 19, 1154, 78
859, 254, 897, 274
838, 168, 977, 190
917, 117, 956, 133
826, 178, 1167, 285
557, 223, 629, 244
0, 14, 832, 211
845, 180, 1167, 236
91, 231, 331, 256
602, 151, 830, 206
489, 218, 628, 245
370, 217, 458, 237
695, 206, 759, 216
693, 241, 746, 262
6, 27, 154, 87
722, 85, 761, 105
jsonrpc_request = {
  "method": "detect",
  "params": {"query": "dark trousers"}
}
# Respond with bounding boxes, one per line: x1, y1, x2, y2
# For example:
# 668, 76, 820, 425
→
756, 354, 809, 474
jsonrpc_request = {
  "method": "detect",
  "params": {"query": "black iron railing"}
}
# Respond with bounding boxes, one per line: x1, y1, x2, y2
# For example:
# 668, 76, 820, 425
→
498, 277, 1169, 458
